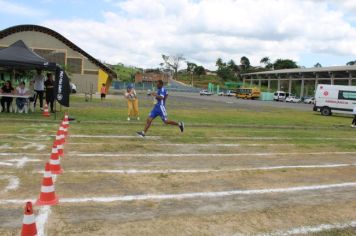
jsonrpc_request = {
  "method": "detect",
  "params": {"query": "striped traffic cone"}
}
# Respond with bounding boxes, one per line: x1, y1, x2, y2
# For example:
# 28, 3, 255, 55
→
59, 125, 66, 144
42, 103, 50, 117
21, 201, 37, 236
49, 145, 63, 174
54, 129, 64, 157
63, 113, 69, 127
35, 162, 58, 206
61, 121, 68, 138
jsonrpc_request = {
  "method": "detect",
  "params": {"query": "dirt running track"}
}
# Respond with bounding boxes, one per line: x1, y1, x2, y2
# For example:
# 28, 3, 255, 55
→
0, 125, 355, 235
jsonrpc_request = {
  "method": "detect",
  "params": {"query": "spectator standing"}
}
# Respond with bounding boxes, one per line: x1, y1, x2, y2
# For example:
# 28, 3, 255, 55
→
0, 81, 15, 112
352, 106, 356, 128
124, 84, 139, 121
100, 83, 107, 100
33, 69, 45, 111
44, 73, 55, 113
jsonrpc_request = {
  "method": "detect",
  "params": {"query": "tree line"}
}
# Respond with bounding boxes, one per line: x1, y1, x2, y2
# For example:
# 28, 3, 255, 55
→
160, 54, 356, 82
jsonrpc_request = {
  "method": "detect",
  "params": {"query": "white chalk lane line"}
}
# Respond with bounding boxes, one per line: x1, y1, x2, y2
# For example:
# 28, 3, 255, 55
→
256, 220, 356, 236
36, 174, 57, 236
59, 151, 356, 157
1, 133, 356, 140
68, 143, 295, 147
0, 175, 19, 192
1, 151, 356, 158
1, 182, 356, 205
62, 163, 356, 174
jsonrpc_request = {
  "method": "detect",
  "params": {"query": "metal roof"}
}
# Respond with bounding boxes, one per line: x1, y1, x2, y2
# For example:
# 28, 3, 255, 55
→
242, 65, 356, 76
0, 25, 117, 78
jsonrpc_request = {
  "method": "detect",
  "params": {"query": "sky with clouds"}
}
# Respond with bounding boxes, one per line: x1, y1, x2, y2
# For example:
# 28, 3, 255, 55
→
1, 0, 356, 70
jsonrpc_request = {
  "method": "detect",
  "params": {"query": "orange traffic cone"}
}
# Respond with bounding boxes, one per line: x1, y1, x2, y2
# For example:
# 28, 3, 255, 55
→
35, 162, 59, 206
54, 129, 64, 156
61, 121, 68, 138
49, 145, 63, 174
21, 201, 37, 236
42, 104, 50, 117
59, 125, 66, 143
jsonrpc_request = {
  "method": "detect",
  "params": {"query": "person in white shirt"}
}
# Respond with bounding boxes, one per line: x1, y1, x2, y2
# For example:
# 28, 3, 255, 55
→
352, 106, 356, 128
33, 69, 45, 110
16, 81, 29, 112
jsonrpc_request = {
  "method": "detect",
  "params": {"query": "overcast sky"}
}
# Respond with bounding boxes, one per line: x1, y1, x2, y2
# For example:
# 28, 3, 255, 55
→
1, 0, 356, 70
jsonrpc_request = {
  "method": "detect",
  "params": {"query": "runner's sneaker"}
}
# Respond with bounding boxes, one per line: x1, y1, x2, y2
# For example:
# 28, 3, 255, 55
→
178, 121, 184, 132
136, 131, 145, 137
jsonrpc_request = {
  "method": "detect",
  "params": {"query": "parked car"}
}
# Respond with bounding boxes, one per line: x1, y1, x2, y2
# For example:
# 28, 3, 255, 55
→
273, 91, 289, 101
218, 92, 225, 96
225, 90, 236, 97
304, 97, 315, 104
200, 90, 213, 96
285, 96, 301, 103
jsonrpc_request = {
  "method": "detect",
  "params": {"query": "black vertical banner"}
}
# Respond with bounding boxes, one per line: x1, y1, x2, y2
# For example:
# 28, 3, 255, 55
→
55, 67, 70, 107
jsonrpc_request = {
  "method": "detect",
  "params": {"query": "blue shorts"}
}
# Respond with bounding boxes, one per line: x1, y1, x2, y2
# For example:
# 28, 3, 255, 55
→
149, 105, 168, 122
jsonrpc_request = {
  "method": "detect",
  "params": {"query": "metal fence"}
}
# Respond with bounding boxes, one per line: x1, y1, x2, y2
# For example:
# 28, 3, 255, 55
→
112, 81, 200, 93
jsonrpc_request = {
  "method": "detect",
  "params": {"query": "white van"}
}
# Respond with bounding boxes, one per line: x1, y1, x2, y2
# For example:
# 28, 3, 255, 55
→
313, 84, 356, 116
273, 91, 289, 101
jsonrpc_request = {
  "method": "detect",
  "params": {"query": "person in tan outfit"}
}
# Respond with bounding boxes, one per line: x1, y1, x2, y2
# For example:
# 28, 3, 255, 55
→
125, 84, 139, 121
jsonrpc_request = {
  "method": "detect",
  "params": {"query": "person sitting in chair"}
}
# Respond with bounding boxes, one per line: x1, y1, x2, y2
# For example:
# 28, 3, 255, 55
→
0, 81, 15, 113
15, 81, 30, 113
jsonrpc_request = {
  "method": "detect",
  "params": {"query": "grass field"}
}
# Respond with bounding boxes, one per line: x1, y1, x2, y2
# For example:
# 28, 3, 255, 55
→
0, 93, 355, 235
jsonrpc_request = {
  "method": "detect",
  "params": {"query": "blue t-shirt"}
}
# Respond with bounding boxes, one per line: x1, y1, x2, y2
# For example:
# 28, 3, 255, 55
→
155, 87, 168, 107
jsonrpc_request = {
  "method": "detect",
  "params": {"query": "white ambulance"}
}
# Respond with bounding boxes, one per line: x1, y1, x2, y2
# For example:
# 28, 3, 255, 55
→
313, 84, 356, 116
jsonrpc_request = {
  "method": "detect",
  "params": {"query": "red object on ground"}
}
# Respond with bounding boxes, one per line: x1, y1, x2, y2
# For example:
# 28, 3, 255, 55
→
21, 202, 37, 236
42, 103, 50, 117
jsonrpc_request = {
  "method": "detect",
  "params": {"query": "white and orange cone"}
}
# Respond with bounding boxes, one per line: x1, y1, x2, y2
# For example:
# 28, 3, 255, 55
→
59, 125, 66, 144
42, 104, 50, 117
49, 145, 63, 174
54, 129, 64, 157
61, 121, 68, 138
21, 201, 37, 236
35, 162, 59, 206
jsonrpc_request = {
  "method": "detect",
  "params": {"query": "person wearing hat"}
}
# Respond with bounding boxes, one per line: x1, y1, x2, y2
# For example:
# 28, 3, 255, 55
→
124, 84, 139, 121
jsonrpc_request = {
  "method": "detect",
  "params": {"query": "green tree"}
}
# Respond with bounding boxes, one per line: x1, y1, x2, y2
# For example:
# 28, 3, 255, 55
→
162, 54, 185, 79
216, 58, 226, 67
260, 57, 273, 69
194, 66, 205, 76
240, 56, 250, 71
227, 59, 240, 75
186, 62, 197, 74
216, 58, 236, 81
346, 60, 356, 66
314, 62, 322, 68
186, 61, 197, 86
273, 59, 298, 70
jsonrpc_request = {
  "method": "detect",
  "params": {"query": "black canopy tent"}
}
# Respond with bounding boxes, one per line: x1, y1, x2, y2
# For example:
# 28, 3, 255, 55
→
0, 40, 70, 107
0, 40, 56, 70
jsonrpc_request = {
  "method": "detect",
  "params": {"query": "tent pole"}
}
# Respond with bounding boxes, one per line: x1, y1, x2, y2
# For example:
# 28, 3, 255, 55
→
54, 101, 57, 120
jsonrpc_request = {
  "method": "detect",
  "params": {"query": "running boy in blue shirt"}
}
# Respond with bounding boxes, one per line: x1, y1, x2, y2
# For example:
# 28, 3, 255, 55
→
137, 80, 184, 137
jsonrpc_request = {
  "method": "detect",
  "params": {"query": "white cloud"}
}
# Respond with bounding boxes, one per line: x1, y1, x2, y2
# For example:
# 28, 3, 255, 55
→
0, 0, 47, 17
42, 0, 356, 69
